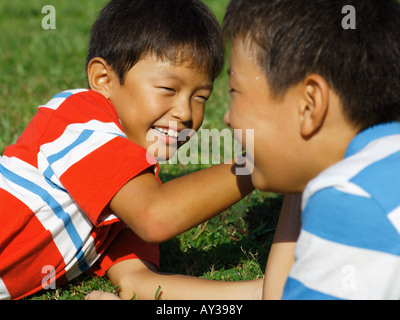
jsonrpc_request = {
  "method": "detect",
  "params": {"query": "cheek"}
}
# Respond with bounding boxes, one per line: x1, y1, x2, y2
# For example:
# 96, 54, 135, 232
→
228, 101, 247, 130
191, 108, 205, 130
249, 132, 276, 189
145, 97, 169, 119
229, 93, 265, 131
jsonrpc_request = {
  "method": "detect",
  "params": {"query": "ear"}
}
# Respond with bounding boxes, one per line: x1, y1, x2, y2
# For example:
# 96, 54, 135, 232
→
87, 57, 115, 99
299, 74, 330, 138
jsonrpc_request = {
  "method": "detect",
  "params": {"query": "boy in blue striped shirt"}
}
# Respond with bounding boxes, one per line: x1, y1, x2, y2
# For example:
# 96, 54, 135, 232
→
223, 0, 400, 299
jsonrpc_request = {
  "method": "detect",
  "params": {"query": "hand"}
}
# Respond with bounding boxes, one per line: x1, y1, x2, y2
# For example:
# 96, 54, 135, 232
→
85, 290, 121, 300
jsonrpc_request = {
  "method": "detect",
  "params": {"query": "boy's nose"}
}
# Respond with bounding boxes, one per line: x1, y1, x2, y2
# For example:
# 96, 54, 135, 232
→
224, 109, 231, 127
171, 101, 192, 123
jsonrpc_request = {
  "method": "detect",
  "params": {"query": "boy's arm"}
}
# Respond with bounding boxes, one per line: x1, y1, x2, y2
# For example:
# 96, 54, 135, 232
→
262, 194, 301, 300
109, 161, 254, 243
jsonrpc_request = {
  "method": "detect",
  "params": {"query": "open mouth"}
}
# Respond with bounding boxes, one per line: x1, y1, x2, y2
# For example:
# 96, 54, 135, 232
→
152, 126, 179, 139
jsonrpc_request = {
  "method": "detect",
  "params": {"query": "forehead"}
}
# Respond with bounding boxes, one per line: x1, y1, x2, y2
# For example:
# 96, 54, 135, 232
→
129, 53, 213, 90
148, 44, 215, 79
137, 52, 209, 74
229, 38, 263, 79
231, 37, 259, 59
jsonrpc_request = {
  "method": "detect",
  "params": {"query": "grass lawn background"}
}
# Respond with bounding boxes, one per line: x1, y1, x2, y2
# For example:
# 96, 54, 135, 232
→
0, 0, 282, 300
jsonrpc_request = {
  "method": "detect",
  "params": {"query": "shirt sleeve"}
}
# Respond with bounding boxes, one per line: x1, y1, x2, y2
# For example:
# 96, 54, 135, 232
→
37, 90, 158, 226
282, 186, 400, 300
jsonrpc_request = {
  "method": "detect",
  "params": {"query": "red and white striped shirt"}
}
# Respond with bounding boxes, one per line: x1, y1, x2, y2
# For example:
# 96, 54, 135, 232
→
0, 89, 158, 299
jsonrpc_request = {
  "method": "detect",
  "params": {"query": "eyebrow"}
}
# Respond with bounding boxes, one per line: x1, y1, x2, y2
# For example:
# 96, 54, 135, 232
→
200, 84, 214, 91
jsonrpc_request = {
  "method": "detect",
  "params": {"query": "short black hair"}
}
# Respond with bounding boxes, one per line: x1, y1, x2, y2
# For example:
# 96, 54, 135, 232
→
223, 0, 400, 130
87, 0, 224, 83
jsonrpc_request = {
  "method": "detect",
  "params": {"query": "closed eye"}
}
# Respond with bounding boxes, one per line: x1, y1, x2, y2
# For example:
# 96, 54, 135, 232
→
192, 93, 211, 104
195, 95, 209, 102
159, 87, 176, 94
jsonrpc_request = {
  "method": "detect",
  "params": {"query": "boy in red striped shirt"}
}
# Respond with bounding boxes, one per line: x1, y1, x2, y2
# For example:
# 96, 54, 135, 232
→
0, 0, 265, 300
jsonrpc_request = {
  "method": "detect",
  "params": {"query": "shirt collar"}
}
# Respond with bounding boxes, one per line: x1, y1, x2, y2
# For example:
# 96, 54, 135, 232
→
345, 121, 400, 158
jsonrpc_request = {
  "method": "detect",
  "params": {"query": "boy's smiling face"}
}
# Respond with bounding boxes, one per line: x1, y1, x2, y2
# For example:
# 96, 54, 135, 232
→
90, 54, 213, 161
225, 39, 307, 193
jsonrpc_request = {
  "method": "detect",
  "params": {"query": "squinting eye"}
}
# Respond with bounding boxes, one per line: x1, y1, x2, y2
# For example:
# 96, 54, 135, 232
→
159, 87, 175, 93
194, 96, 209, 103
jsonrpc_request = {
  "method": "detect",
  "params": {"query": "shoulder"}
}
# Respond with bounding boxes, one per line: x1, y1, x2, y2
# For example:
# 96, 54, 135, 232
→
302, 133, 400, 212
39, 89, 92, 111
287, 128, 400, 300
38, 89, 115, 116
38, 89, 121, 133
301, 133, 400, 253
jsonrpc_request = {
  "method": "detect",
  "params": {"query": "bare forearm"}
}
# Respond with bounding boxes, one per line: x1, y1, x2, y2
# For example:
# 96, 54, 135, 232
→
108, 259, 263, 300
262, 194, 302, 300
110, 160, 254, 243
136, 274, 263, 300
151, 161, 254, 239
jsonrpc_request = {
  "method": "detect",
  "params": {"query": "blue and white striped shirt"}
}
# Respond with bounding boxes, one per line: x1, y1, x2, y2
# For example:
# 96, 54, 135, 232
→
282, 121, 400, 300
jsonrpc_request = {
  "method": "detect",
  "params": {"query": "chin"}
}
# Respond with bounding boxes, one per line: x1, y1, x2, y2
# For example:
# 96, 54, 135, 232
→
250, 168, 270, 192
146, 141, 178, 162
250, 168, 287, 193
153, 149, 178, 162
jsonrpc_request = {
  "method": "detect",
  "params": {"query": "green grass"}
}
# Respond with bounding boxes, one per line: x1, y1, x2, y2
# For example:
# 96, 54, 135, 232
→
0, 0, 282, 300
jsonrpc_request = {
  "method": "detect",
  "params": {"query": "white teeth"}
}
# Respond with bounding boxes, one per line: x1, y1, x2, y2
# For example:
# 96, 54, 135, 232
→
153, 127, 178, 138
168, 128, 178, 138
